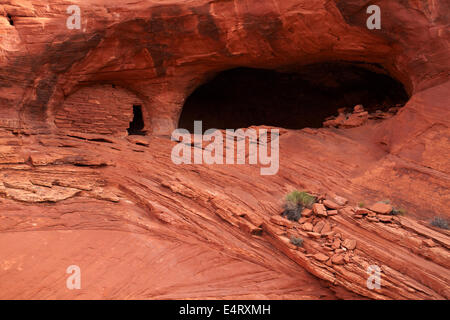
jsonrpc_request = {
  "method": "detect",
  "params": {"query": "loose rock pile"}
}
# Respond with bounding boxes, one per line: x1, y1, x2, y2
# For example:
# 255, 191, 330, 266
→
280, 194, 358, 267
268, 194, 353, 267
263, 192, 450, 299
323, 105, 401, 128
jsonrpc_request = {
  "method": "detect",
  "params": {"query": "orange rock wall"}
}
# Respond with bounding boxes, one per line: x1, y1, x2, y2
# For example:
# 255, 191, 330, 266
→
0, 0, 448, 135
0, 0, 448, 300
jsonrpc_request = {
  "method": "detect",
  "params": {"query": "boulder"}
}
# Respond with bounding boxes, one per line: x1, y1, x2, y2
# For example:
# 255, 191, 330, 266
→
327, 210, 338, 216
331, 254, 345, 265
332, 239, 341, 250
302, 222, 314, 232
307, 232, 322, 239
355, 208, 372, 215
323, 199, 341, 209
312, 203, 328, 217
320, 222, 332, 234
313, 221, 325, 233
301, 208, 313, 217
378, 216, 393, 223
353, 105, 365, 113
369, 203, 393, 215
313, 253, 330, 262
333, 195, 348, 206
342, 239, 357, 250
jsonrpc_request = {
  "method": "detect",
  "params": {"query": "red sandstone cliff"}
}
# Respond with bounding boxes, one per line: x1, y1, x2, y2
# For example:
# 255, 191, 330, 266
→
0, 0, 448, 299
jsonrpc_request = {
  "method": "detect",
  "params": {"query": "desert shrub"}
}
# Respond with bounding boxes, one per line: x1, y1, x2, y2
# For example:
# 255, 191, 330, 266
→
285, 190, 303, 209
430, 217, 449, 230
380, 199, 391, 204
358, 202, 365, 208
299, 192, 316, 208
391, 208, 406, 215
282, 207, 302, 221
283, 191, 302, 221
282, 200, 302, 221
282, 190, 316, 221
290, 237, 303, 247
285, 190, 316, 208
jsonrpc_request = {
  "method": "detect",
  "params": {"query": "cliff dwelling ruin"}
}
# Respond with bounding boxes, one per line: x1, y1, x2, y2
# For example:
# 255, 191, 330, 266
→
55, 85, 145, 136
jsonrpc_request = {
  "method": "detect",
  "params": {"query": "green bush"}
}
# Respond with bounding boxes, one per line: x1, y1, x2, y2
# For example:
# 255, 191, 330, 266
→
290, 237, 303, 247
285, 190, 316, 209
430, 217, 449, 230
282, 190, 316, 222
358, 202, 365, 208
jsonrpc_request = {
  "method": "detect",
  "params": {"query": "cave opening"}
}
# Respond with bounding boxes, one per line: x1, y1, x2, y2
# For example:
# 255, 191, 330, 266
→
127, 105, 146, 135
178, 64, 409, 132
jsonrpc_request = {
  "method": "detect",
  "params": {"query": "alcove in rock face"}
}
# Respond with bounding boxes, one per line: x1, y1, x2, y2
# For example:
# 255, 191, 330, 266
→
178, 63, 409, 132
54, 64, 409, 137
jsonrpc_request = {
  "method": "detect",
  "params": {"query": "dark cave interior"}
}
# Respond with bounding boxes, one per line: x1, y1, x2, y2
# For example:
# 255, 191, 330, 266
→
127, 105, 146, 135
178, 63, 409, 132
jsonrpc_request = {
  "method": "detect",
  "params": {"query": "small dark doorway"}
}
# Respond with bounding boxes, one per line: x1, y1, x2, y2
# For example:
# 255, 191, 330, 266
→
7, 14, 14, 26
127, 105, 146, 135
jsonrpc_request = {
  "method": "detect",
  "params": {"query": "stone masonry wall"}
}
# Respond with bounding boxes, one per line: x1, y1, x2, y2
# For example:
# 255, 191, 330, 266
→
55, 85, 143, 136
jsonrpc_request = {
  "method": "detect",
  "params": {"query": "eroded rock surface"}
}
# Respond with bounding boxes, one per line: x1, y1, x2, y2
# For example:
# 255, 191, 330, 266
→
0, 0, 449, 299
